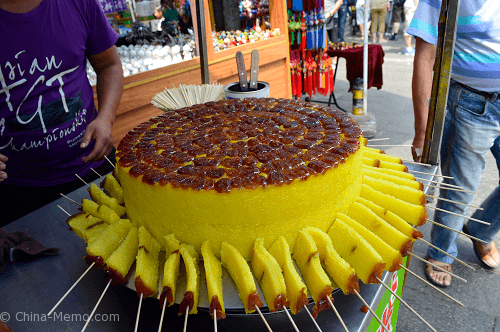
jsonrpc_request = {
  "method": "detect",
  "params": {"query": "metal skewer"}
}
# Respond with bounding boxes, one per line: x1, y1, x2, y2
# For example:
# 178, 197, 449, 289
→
90, 168, 104, 179
415, 177, 463, 189
422, 183, 475, 194
353, 289, 390, 332
60, 193, 82, 207
183, 305, 189, 332
406, 252, 467, 283
81, 279, 112, 332
255, 305, 273, 332
425, 194, 483, 210
409, 170, 454, 179
57, 205, 72, 217
304, 306, 323, 332
134, 293, 143, 332
375, 277, 437, 332
75, 174, 90, 187
158, 298, 167, 332
214, 309, 217, 332
105, 155, 115, 168
326, 297, 349, 332
418, 238, 475, 271
426, 219, 488, 244
399, 265, 464, 306
48, 262, 96, 316
283, 306, 300, 332
427, 206, 490, 225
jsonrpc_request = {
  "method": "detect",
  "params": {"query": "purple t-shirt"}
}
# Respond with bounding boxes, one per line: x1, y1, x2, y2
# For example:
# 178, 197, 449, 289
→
0, 0, 118, 186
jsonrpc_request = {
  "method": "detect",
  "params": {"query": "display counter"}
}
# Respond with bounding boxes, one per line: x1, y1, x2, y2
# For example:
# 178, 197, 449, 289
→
98, 0, 291, 148
0, 163, 437, 332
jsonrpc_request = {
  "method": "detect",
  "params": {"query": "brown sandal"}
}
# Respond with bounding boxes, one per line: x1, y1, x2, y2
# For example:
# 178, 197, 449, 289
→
424, 260, 452, 288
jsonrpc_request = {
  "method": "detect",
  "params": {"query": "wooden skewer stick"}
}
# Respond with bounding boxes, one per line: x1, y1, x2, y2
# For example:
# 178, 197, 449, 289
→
81, 279, 112, 332
158, 298, 167, 332
135, 293, 143, 332
353, 290, 390, 332
402, 159, 432, 166
422, 183, 475, 194
418, 238, 475, 271
90, 168, 104, 179
426, 219, 489, 244
415, 177, 464, 189
326, 297, 349, 332
367, 138, 390, 142
406, 252, 467, 283
409, 170, 454, 179
48, 262, 96, 316
182, 305, 189, 332
75, 174, 90, 187
425, 194, 483, 210
375, 277, 437, 332
214, 309, 217, 332
399, 265, 464, 306
366, 144, 413, 147
255, 306, 273, 332
427, 206, 491, 226
104, 155, 115, 168
304, 306, 323, 332
57, 205, 72, 217
60, 193, 82, 207
283, 307, 300, 332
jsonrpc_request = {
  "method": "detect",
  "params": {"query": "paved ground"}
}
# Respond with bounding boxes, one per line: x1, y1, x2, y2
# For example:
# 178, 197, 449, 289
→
309, 32, 500, 331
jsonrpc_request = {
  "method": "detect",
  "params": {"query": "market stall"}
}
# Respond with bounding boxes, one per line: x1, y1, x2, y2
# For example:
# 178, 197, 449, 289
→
0, 160, 434, 332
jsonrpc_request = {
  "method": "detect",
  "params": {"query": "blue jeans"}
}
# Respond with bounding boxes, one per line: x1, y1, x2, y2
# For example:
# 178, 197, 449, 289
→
429, 80, 500, 264
337, 4, 348, 43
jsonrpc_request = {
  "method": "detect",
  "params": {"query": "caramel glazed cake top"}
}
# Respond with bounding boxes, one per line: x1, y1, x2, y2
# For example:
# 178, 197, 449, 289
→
116, 98, 363, 193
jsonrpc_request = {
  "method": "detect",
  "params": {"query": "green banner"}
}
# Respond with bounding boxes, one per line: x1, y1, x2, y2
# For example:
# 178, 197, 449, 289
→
366, 256, 407, 332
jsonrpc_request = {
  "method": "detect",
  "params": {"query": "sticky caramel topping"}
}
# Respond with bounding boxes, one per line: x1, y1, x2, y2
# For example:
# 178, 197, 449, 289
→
117, 98, 362, 193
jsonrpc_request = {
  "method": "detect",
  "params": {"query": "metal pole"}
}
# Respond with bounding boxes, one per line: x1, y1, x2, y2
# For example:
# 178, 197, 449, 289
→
421, 0, 460, 165
363, 0, 369, 114
195, 0, 210, 84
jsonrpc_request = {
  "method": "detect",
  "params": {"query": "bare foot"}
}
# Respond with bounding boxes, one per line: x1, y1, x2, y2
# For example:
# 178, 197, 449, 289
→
425, 258, 452, 288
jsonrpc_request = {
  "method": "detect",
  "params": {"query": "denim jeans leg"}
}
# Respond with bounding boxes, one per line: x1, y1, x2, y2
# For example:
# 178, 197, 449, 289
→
429, 81, 500, 263
337, 5, 347, 42
468, 135, 500, 243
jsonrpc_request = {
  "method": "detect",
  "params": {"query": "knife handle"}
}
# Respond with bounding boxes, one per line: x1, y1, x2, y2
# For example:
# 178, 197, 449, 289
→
249, 49, 259, 90
235, 51, 248, 92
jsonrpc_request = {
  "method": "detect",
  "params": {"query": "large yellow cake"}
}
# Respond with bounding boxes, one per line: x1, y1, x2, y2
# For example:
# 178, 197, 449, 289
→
115, 98, 364, 260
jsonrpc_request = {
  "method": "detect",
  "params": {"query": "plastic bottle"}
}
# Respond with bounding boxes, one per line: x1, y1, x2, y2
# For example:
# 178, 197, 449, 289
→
352, 77, 364, 115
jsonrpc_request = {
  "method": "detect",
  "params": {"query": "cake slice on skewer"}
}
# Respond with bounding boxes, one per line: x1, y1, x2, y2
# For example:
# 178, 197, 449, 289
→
268, 236, 309, 315
356, 197, 423, 240
105, 226, 139, 285
327, 219, 386, 284
66, 212, 108, 243
360, 184, 428, 226
85, 219, 132, 268
347, 202, 413, 256
220, 242, 263, 314
82, 199, 122, 224
363, 157, 408, 173
251, 238, 289, 312
363, 176, 426, 206
293, 230, 334, 318
159, 234, 182, 308
178, 244, 201, 315
336, 214, 402, 272
362, 166, 423, 191
201, 240, 226, 320
88, 183, 126, 217
135, 226, 161, 297
304, 227, 359, 295
101, 173, 124, 205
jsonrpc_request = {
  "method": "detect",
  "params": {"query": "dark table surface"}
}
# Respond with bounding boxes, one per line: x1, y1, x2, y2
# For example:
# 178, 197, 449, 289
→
0, 162, 436, 331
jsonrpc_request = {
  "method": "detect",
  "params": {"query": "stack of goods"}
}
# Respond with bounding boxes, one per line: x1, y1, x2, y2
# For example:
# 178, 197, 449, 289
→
212, 28, 281, 52
151, 83, 225, 111
239, 0, 271, 31
329, 41, 363, 51
65, 97, 427, 322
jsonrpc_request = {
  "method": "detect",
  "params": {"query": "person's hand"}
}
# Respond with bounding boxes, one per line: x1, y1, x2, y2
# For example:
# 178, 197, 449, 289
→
80, 116, 114, 163
411, 133, 425, 162
0, 153, 7, 182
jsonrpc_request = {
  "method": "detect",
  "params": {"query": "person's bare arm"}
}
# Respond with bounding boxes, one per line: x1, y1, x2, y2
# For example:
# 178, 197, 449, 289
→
411, 37, 435, 161
81, 45, 124, 162
326, 0, 343, 19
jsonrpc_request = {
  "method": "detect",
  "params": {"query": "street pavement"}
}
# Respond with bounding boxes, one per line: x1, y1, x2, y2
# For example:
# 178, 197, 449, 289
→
309, 32, 500, 331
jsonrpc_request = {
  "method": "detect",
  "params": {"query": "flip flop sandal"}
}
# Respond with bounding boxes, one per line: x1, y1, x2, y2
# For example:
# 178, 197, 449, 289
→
425, 262, 452, 288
